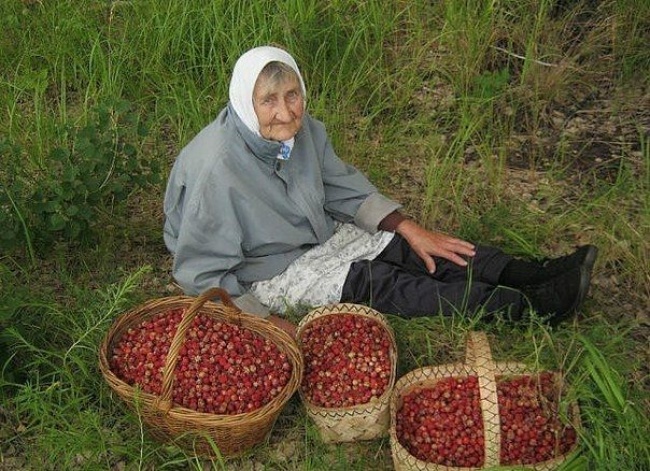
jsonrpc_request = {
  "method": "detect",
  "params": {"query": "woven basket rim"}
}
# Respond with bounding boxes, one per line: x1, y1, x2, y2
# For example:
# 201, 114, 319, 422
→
296, 302, 387, 329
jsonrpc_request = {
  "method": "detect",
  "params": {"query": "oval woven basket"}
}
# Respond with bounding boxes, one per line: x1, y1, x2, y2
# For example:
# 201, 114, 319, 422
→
296, 303, 398, 443
389, 331, 581, 471
98, 287, 304, 458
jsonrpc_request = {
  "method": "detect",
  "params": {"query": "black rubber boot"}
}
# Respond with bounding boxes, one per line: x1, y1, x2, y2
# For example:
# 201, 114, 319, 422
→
500, 245, 598, 289
539, 244, 598, 280
520, 264, 591, 325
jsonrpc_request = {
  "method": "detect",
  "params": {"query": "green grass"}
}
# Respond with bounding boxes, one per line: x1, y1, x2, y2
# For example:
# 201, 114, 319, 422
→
1, 0, 649, 469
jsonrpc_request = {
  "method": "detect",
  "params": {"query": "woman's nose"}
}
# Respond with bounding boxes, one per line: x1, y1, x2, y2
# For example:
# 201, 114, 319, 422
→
275, 101, 293, 121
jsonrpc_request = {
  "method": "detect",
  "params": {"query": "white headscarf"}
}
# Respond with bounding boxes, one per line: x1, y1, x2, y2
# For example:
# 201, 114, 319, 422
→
229, 46, 307, 139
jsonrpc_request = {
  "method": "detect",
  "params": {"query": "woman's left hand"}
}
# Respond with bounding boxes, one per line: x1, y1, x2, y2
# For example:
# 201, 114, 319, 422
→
395, 219, 476, 274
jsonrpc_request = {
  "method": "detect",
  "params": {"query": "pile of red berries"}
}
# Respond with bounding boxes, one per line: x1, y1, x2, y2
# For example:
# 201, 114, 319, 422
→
299, 313, 393, 408
109, 308, 292, 415
497, 372, 577, 465
395, 376, 485, 467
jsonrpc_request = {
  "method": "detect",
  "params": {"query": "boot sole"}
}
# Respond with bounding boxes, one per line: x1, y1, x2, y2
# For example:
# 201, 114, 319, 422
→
578, 245, 598, 304
582, 245, 599, 275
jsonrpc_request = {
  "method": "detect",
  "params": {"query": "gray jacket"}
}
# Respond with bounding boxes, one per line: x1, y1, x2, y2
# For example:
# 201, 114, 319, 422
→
163, 104, 401, 316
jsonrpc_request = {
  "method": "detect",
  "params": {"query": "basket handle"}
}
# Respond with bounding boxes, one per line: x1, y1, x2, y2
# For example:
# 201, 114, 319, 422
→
156, 287, 241, 412
466, 331, 494, 369
466, 331, 501, 468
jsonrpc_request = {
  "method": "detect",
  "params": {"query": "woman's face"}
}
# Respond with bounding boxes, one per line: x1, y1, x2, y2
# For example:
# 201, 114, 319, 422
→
253, 75, 304, 141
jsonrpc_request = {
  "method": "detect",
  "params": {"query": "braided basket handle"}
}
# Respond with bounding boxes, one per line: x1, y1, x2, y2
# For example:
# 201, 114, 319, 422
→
156, 287, 242, 412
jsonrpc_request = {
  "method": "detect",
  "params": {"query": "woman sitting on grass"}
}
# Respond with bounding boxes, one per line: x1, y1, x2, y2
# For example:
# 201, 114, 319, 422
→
163, 45, 598, 337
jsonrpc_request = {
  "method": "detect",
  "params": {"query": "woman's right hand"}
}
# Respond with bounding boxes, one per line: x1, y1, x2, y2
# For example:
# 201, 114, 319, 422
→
395, 219, 476, 274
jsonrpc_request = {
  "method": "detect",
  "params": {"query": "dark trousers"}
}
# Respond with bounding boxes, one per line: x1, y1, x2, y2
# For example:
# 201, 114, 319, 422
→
340, 234, 525, 318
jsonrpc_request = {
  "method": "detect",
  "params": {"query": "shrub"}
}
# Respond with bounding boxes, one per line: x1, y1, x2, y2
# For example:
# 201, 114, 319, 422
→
0, 100, 161, 254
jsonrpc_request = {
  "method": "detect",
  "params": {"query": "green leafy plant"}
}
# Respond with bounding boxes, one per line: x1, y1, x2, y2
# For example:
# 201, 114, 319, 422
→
0, 100, 161, 253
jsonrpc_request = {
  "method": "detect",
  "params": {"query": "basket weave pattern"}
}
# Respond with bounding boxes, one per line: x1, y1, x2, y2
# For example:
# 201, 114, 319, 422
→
99, 287, 303, 458
296, 303, 398, 443
389, 331, 580, 471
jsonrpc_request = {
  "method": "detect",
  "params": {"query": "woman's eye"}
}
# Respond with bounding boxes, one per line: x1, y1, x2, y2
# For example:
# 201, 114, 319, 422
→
287, 91, 299, 102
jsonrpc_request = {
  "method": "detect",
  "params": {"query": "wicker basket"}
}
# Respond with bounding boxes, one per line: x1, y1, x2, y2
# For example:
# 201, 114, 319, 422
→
389, 331, 580, 471
296, 303, 398, 443
99, 287, 304, 458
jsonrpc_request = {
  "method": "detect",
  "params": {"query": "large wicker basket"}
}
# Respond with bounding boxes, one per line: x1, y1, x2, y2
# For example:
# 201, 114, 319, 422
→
99, 287, 303, 458
296, 303, 398, 443
389, 331, 580, 471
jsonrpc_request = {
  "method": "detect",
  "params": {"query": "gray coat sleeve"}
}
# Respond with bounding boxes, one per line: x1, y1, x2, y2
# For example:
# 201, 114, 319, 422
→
355, 192, 402, 233
318, 130, 402, 231
172, 219, 271, 317
171, 198, 242, 294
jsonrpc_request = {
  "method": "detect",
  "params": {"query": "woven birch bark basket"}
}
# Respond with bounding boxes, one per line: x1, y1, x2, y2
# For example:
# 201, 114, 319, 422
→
99, 287, 304, 458
296, 303, 398, 443
389, 331, 580, 471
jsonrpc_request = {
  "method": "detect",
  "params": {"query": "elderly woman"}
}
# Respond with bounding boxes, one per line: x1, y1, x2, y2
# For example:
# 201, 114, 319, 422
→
163, 46, 597, 337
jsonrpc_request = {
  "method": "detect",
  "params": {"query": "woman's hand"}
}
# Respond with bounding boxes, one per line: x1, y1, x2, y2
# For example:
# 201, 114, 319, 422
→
395, 219, 476, 274
267, 314, 298, 339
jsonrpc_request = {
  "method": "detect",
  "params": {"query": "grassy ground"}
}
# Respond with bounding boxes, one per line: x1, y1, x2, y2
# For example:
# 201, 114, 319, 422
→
1, 1, 648, 470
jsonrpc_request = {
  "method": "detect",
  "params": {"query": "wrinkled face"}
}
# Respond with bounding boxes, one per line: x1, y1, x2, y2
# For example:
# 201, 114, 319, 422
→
252, 74, 304, 141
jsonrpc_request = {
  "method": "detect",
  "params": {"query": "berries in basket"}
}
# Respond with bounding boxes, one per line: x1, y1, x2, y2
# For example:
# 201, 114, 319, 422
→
390, 331, 580, 470
99, 287, 303, 458
296, 303, 398, 443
